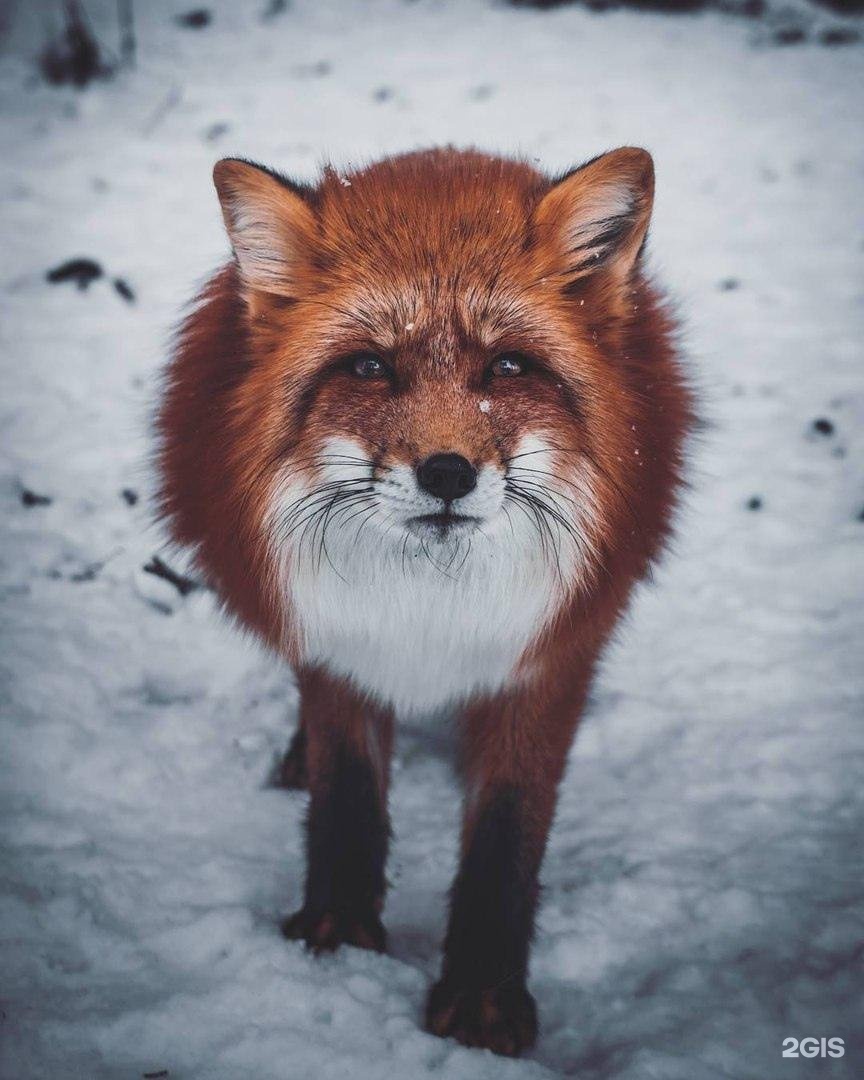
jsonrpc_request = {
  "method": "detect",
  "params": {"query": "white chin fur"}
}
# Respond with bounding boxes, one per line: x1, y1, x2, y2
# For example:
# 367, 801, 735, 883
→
266, 435, 598, 717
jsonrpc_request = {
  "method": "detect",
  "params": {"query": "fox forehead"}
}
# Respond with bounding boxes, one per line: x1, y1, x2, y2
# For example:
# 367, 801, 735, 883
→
295, 156, 569, 359
314, 149, 543, 268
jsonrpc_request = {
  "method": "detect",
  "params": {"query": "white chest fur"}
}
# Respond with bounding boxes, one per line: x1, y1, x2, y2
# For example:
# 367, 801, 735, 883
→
285, 538, 555, 716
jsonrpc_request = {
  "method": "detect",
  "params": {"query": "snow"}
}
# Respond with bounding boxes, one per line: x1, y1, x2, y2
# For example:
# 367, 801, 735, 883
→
1, 1, 863, 1078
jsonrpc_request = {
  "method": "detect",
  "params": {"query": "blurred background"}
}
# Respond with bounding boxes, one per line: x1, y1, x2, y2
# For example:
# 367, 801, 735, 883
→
1, 1, 862, 1078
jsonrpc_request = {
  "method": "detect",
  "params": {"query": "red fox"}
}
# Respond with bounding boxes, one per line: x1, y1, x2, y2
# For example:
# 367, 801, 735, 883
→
157, 147, 693, 1056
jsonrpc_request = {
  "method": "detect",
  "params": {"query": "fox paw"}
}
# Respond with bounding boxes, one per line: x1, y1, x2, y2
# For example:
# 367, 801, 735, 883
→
425, 978, 537, 1057
281, 906, 386, 954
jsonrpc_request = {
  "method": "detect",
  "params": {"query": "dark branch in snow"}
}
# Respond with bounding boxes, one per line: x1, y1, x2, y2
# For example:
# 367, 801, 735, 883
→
20, 487, 52, 508
143, 86, 182, 136
113, 277, 135, 302
47, 258, 103, 290
70, 560, 104, 583
143, 556, 201, 597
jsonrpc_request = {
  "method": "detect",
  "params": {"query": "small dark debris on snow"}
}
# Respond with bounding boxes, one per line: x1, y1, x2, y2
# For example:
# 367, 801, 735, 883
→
70, 560, 103, 583
812, 417, 835, 436
20, 487, 52, 508
373, 86, 394, 102
39, 0, 109, 88
262, 0, 290, 17
143, 1071, 169, 1079
858, 506, 864, 522
113, 277, 135, 303
470, 84, 495, 100
204, 121, 230, 141
47, 258, 103, 290
293, 60, 331, 77
121, 488, 139, 506
746, 496, 763, 511
143, 556, 200, 597
772, 25, 807, 45
819, 26, 861, 45
719, 277, 740, 291
812, 0, 864, 13
176, 9, 212, 29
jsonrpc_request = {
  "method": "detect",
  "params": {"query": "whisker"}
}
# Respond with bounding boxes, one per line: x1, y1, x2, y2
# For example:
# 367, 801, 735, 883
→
506, 473, 582, 513
350, 504, 382, 548
502, 445, 584, 465
419, 537, 458, 580
274, 478, 374, 533
453, 535, 472, 575
278, 486, 369, 543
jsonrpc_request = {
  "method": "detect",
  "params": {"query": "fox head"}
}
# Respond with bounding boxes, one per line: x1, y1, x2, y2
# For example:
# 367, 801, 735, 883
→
207, 148, 660, 622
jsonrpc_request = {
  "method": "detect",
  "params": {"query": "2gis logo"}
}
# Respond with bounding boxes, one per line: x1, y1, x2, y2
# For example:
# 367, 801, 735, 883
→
782, 1037, 845, 1059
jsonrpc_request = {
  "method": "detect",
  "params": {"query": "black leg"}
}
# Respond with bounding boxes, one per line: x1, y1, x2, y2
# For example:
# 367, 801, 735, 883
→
426, 785, 539, 1055
281, 669, 393, 953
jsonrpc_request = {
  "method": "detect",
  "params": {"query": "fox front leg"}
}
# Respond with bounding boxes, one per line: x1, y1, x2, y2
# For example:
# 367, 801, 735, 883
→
281, 668, 394, 953
426, 678, 586, 1056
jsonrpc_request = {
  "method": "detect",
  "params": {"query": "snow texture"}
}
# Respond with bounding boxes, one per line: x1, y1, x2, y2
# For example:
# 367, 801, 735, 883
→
1, 1, 863, 1078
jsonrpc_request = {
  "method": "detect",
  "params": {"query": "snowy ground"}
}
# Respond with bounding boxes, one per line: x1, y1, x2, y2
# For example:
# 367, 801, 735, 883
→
1, 1, 863, 1078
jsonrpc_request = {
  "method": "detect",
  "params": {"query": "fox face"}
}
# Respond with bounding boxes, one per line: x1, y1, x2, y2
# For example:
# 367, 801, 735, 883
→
195, 148, 661, 709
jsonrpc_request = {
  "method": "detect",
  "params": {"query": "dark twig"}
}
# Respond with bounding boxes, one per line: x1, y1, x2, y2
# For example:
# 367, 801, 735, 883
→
142, 556, 200, 596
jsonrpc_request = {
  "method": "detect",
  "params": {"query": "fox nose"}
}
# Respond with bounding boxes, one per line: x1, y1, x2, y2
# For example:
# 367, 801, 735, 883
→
416, 453, 477, 502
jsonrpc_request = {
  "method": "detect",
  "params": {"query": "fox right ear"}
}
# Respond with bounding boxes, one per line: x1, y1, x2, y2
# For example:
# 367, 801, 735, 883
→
213, 159, 317, 298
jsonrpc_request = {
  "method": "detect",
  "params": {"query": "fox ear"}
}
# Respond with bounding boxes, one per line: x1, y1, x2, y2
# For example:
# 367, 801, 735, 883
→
533, 147, 654, 289
213, 158, 317, 297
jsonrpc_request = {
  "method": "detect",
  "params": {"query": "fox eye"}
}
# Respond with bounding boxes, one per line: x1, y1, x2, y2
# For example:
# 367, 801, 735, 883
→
349, 353, 387, 379
489, 352, 529, 378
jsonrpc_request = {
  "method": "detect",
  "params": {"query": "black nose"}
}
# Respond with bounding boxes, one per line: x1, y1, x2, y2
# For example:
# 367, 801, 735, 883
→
416, 453, 477, 502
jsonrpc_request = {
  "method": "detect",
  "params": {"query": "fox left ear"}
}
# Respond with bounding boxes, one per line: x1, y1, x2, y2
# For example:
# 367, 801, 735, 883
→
533, 147, 654, 290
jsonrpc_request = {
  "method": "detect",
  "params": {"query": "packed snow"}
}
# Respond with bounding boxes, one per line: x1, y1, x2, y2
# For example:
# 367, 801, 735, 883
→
1, 1, 863, 1078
